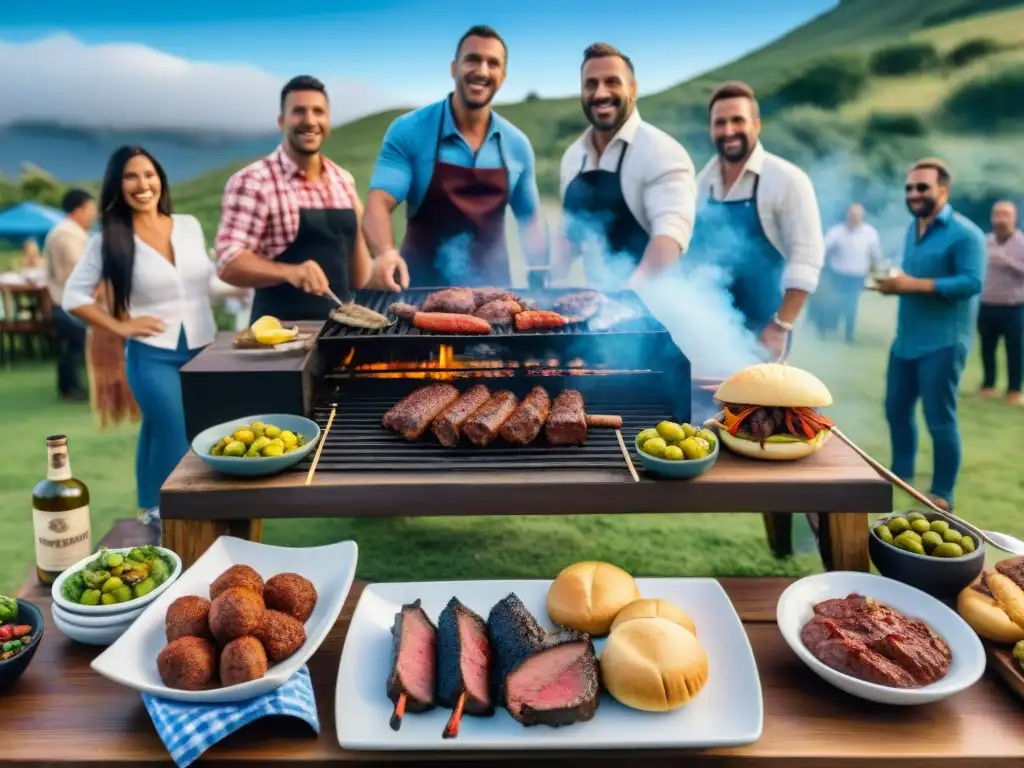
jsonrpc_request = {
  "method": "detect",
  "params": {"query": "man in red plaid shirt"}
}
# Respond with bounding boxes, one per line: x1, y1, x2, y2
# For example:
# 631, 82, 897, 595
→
215, 75, 373, 321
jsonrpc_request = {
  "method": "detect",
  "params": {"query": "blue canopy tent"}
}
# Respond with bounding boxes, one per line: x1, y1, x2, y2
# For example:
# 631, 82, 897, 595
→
0, 202, 64, 245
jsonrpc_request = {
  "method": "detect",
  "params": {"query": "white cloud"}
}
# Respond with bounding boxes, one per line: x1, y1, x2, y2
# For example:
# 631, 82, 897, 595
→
0, 33, 405, 132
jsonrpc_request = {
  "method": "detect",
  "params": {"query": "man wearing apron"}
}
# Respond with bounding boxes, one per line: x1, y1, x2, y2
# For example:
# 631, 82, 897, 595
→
555, 43, 696, 291
215, 76, 373, 320
362, 26, 548, 290
690, 81, 825, 360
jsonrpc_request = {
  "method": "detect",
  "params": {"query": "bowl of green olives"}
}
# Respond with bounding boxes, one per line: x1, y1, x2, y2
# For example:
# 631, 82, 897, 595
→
869, 510, 985, 599
634, 420, 720, 479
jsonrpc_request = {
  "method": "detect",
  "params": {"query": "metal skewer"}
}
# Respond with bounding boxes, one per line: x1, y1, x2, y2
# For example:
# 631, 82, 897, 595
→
615, 429, 640, 482
305, 403, 337, 486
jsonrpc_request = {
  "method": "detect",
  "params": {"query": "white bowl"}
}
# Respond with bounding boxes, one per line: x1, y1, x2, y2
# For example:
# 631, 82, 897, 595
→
776, 571, 986, 705
52, 605, 136, 646
52, 600, 146, 627
52, 546, 182, 616
91, 536, 358, 703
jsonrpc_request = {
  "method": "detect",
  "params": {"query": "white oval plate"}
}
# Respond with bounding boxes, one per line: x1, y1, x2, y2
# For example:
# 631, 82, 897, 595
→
90, 536, 358, 703
777, 571, 985, 705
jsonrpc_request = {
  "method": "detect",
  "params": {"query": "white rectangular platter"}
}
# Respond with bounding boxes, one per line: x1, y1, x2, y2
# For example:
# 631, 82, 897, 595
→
92, 536, 358, 703
336, 578, 762, 751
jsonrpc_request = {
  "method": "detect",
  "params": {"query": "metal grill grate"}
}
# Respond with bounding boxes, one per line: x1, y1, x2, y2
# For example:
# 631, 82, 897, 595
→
294, 393, 670, 473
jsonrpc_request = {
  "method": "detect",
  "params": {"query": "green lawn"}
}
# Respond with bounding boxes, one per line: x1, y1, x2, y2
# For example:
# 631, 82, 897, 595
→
4, 291, 1022, 594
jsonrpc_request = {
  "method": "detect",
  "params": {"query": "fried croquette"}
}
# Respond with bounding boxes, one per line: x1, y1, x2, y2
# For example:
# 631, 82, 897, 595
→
220, 636, 268, 687
255, 609, 307, 662
157, 636, 217, 690
263, 573, 318, 623
210, 564, 264, 600
165, 595, 212, 642
209, 586, 265, 643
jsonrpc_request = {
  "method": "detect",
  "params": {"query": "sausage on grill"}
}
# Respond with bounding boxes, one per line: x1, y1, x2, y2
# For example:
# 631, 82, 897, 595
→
431, 385, 492, 448
499, 386, 552, 446
413, 312, 493, 335
514, 311, 569, 331
545, 390, 588, 446
463, 390, 519, 447
382, 384, 460, 441
389, 302, 419, 320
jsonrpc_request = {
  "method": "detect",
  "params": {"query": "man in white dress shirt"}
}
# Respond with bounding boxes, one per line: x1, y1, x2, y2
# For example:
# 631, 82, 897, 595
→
819, 203, 882, 342
690, 81, 825, 359
555, 43, 696, 290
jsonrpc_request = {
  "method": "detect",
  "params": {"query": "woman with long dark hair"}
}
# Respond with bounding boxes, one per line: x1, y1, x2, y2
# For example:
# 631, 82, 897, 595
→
63, 146, 218, 533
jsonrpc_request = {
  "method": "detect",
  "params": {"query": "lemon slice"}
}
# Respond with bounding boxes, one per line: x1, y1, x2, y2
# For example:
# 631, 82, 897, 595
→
253, 327, 299, 346
250, 315, 283, 334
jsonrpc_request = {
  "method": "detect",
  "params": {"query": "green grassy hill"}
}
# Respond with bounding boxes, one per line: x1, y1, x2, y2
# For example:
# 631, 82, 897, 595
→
27, 0, 1024, 241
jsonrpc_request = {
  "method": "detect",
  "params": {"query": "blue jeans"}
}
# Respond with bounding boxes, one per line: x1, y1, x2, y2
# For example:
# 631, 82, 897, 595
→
125, 331, 203, 510
884, 345, 967, 505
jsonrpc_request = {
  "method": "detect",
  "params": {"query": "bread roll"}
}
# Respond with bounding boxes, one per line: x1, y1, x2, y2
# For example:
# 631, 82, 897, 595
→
546, 561, 640, 636
611, 598, 697, 636
600, 617, 709, 712
958, 572, 1024, 644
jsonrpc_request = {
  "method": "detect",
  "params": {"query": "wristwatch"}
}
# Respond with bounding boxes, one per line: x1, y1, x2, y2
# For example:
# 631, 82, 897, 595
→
771, 314, 794, 331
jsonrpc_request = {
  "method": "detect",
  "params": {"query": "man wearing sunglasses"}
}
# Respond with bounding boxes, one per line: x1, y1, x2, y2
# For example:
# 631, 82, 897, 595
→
875, 158, 986, 510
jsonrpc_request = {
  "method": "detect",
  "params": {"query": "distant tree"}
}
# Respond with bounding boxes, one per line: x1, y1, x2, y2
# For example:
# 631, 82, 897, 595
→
16, 167, 64, 208
869, 43, 939, 76
767, 54, 869, 110
524, 91, 541, 102
946, 39, 1001, 68
939, 63, 1024, 131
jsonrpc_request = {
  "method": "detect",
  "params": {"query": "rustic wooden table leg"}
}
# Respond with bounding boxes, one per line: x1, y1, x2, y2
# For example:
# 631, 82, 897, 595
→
816, 512, 869, 571
162, 518, 264, 569
762, 513, 794, 557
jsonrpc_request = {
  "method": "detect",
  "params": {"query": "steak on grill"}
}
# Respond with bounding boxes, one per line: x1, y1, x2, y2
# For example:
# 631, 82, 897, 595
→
499, 386, 551, 446
431, 385, 492, 447
382, 384, 460, 440
553, 290, 603, 323
486, 593, 599, 728
437, 597, 495, 717
423, 288, 476, 315
472, 288, 523, 308
545, 390, 587, 446
474, 298, 523, 325
386, 599, 438, 730
463, 390, 519, 447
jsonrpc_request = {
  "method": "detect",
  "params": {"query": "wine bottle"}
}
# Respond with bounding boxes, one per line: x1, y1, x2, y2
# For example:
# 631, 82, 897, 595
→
32, 435, 92, 584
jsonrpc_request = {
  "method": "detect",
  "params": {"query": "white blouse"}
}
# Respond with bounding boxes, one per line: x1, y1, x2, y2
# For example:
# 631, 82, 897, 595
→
62, 214, 219, 351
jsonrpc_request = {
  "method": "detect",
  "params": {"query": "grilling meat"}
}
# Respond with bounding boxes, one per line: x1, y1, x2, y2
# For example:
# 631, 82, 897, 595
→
437, 597, 495, 736
722, 402, 834, 447
545, 390, 588, 446
463, 390, 519, 447
331, 302, 390, 329
389, 302, 419, 320
553, 290, 603, 323
431, 385, 492, 448
383, 384, 460, 440
515, 310, 569, 331
487, 593, 600, 728
423, 288, 477, 315
413, 312, 493, 334
474, 298, 523, 325
386, 599, 438, 730
499, 386, 551, 446
472, 287, 524, 308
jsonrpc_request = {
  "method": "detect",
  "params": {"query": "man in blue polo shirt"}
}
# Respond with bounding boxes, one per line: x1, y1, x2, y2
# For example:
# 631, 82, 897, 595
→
363, 25, 547, 289
875, 158, 986, 509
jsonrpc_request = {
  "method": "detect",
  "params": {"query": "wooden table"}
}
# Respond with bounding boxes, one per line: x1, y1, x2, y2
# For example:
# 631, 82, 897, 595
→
161, 435, 891, 573
9, 523, 1024, 766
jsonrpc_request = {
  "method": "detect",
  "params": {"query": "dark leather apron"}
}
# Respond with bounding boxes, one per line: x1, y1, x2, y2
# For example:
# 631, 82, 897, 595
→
400, 98, 511, 287
250, 207, 356, 321
562, 142, 648, 290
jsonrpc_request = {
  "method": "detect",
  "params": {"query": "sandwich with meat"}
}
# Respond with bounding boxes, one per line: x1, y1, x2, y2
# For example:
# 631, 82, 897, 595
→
713, 363, 835, 461
957, 557, 1024, 645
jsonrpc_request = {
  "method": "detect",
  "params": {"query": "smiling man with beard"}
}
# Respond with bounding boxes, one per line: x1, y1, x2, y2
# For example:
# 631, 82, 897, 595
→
875, 158, 986, 510
556, 43, 696, 290
690, 81, 825, 359
215, 76, 373, 321
363, 26, 547, 290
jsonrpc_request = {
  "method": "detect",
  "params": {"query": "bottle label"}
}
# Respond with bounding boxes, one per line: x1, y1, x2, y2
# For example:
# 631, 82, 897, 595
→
33, 504, 92, 572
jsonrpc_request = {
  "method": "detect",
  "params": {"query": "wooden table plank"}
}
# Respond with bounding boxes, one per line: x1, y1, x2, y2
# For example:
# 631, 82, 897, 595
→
5, 578, 1024, 765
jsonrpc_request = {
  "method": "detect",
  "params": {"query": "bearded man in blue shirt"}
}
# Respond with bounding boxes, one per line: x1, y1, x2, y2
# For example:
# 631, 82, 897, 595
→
875, 158, 986, 510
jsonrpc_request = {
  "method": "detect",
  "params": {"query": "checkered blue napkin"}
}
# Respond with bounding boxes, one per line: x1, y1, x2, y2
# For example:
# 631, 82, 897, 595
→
142, 665, 319, 768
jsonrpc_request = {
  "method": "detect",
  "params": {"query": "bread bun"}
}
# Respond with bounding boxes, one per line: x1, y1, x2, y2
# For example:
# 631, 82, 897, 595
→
600, 617, 709, 712
715, 363, 832, 407
546, 561, 640, 636
718, 427, 831, 461
610, 598, 697, 636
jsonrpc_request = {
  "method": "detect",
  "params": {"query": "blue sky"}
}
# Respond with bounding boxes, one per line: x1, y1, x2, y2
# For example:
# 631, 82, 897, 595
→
2, 0, 836, 105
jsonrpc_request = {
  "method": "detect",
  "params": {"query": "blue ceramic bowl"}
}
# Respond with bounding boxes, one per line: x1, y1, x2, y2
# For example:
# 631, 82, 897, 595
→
0, 599, 44, 690
191, 414, 321, 477
633, 430, 720, 479
868, 509, 986, 600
